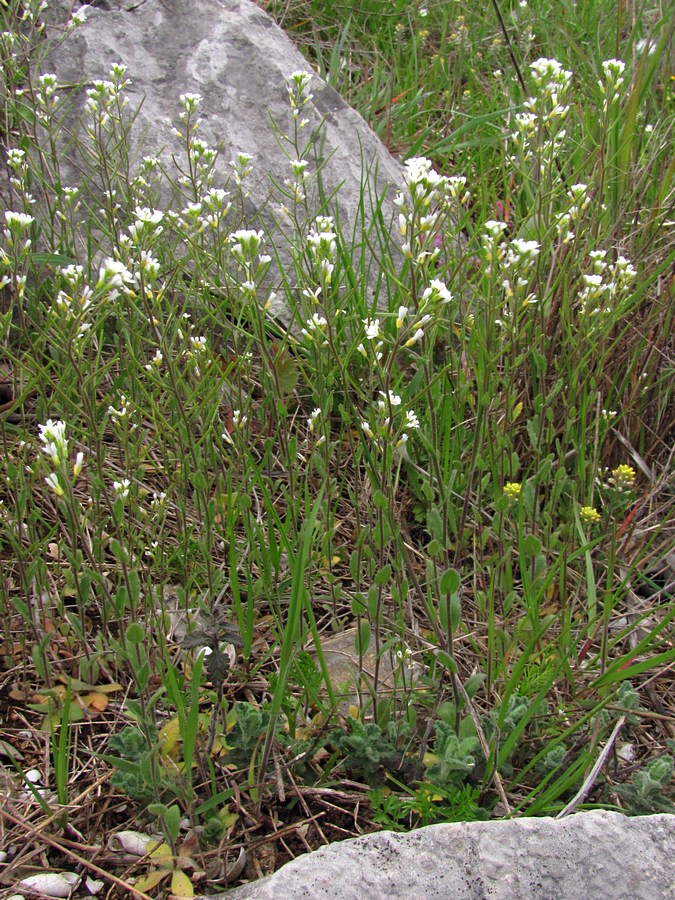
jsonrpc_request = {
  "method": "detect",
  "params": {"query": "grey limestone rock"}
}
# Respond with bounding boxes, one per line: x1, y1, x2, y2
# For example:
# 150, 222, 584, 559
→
210, 811, 675, 899
45, 0, 404, 313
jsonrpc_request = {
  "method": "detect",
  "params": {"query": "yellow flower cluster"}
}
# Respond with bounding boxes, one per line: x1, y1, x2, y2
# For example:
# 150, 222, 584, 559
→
610, 464, 636, 489
504, 482, 522, 501
580, 506, 601, 525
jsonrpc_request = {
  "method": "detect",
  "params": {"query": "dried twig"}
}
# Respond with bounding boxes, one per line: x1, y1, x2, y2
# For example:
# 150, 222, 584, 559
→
556, 716, 626, 819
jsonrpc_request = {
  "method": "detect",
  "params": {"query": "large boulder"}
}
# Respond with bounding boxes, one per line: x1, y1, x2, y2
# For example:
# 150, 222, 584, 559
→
44, 0, 404, 313
206, 811, 675, 899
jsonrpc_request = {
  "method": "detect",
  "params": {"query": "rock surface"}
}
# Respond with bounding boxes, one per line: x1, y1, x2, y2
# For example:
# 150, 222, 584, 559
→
46, 0, 403, 311
208, 811, 674, 899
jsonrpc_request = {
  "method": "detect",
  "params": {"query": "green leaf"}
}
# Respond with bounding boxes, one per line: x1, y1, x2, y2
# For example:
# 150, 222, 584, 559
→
440, 568, 460, 595
125, 623, 145, 644
464, 672, 486, 699
272, 345, 299, 395
109, 539, 129, 564
128, 569, 141, 605
125, 622, 145, 644
436, 649, 457, 674
428, 506, 443, 542
356, 619, 371, 656
190, 471, 207, 490
351, 593, 366, 616
373, 490, 388, 510
450, 594, 462, 631
374, 564, 391, 587
522, 535, 542, 556
164, 804, 181, 844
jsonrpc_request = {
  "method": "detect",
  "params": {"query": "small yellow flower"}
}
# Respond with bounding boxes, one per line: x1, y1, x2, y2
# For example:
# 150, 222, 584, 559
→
504, 481, 522, 501
610, 464, 636, 489
580, 505, 601, 525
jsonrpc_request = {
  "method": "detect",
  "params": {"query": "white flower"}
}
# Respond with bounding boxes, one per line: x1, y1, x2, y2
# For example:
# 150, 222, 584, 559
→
113, 479, 131, 499
97, 258, 133, 291
73, 452, 84, 477
483, 220, 508, 240
509, 239, 540, 261
4, 211, 34, 231
363, 318, 381, 340
38, 420, 68, 463
635, 39, 656, 57
378, 390, 402, 411
180, 92, 202, 113
7, 148, 26, 169
422, 279, 453, 305
405, 328, 425, 346
69, 5, 88, 26
229, 228, 265, 263
45, 472, 64, 497
145, 349, 163, 371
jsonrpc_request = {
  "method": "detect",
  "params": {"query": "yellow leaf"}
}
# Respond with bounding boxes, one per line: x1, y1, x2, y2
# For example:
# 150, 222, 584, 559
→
148, 841, 174, 868
170, 869, 195, 899
217, 809, 238, 831
83, 692, 109, 712
159, 717, 182, 758
134, 869, 171, 892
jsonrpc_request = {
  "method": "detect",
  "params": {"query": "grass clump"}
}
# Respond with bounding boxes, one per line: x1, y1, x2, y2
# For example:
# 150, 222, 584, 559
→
0, 0, 673, 894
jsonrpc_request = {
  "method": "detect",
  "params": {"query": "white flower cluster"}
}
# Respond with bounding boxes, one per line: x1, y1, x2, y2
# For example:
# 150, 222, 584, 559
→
222, 409, 249, 444
35, 73, 59, 119
228, 228, 273, 307
172, 312, 211, 378
201, 188, 233, 229
482, 223, 540, 306
51, 265, 93, 337
173, 93, 218, 193
4, 210, 34, 247
301, 312, 329, 346
127, 206, 163, 244
396, 278, 453, 348
230, 152, 253, 187
113, 478, 131, 500
285, 158, 309, 204
361, 389, 420, 451
286, 71, 313, 124
306, 215, 337, 285
599, 59, 626, 111
554, 183, 591, 244
394, 157, 453, 264
357, 316, 383, 360
511, 58, 573, 161
85, 64, 130, 131
306, 407, 326, 449
577, 250, 637, 316
108, 394, 132, 425
97, 257, 134, 301
38, 419, 84, 497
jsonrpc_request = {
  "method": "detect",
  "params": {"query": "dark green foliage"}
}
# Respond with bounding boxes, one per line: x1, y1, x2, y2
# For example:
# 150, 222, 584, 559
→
424, 721, 479, 790
369, 782, 488, 830
614, 756, 675, 815
106, 724, 159, 803
330, 719, 398, 784
226, 702, 272, 768
201, 815, 226, 844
